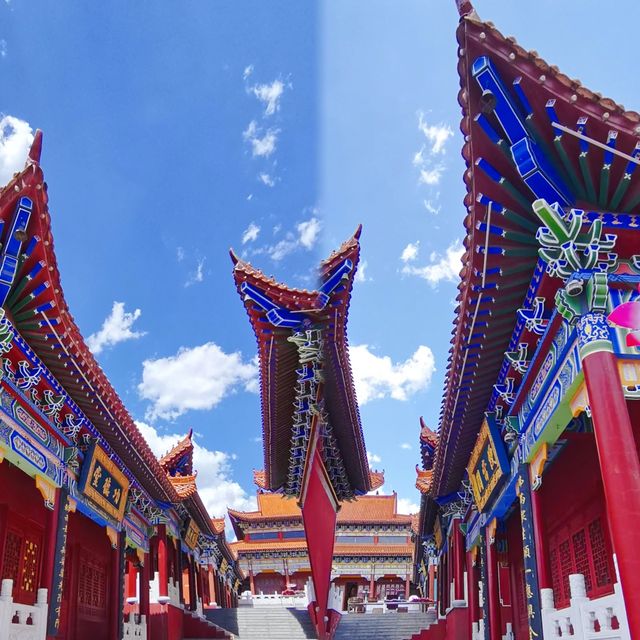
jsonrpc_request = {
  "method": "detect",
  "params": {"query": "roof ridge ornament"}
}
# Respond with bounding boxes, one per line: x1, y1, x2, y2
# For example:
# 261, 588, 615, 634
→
455, 0, 476, 18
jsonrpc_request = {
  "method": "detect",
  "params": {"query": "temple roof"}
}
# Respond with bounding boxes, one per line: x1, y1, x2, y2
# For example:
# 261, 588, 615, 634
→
415, 468, 434, 495
431, 3, 640, 503
229, 493, 413, 539
231, 227, 370, 497
0, 134, 178, 503
159, 429, 194, 476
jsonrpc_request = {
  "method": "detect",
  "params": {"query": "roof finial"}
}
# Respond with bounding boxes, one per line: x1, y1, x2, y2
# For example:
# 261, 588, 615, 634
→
455, 0, 474, 17
353, 224, 363, 240
229, 248, 239, 265
28, 130, 43, 164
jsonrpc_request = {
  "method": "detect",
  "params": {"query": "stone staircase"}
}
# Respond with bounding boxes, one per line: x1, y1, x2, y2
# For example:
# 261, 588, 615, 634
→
205, 606, 318, 639
334, 610, 437, 640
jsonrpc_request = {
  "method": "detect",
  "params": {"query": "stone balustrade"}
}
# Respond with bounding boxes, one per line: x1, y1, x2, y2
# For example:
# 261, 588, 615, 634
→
0, 579, 48, 640
541, 574, 630, 640
122, 613, 147, 639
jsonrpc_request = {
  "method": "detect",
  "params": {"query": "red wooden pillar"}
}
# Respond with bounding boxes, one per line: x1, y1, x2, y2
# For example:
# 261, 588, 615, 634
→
156, 525, 169, 603
197, 563, 206, 611
140, 552, 150, 639
126, 556, 138, 602
369, 574, 375, 600
40, 488, 61, 593
485, 530, 501, 640
188, 555, 197, 611
109, 533, 125, 640
580, 312, 640, 639
249, 569, 255, 595
452, 518, 465, 601
466, 549, 480, 636
404, 575, 410, 599
428, 564, 435, 603
530, 488, 551, 590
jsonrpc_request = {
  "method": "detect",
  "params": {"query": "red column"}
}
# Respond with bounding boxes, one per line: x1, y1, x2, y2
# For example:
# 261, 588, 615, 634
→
126, 557, 138, 602
404, 575, 410, 600
466, 550, 479, 634
531, 488, 551, 590
188, 555, 197, 610
369, 574, 375, 600
140, 552, 150, 639
249, 570, 256, 595
581, 321, 640, 639
109, 535, 124, 640
197, 564, 206, 611
40, 488, 61, 592
156, 525, 169, 603
453, 519, 465, 601
428, 564, 435, 603
485, 532, 501, 640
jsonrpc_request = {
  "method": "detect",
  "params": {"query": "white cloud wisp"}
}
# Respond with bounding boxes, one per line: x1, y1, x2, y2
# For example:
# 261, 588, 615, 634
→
139, 342, 258, 421
402, 240, 463, 287
86, 301, 146, 355
349, 344, 436, 405
0, 115, 34, 187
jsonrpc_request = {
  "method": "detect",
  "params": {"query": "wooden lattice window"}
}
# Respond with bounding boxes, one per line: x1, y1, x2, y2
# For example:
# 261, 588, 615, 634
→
1, 526, 42, 604
549, 515, 614, 608
78, 554, 107, 618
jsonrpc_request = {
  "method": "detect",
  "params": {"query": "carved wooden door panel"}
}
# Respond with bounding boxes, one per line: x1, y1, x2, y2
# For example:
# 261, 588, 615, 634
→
1, 517, 43, 605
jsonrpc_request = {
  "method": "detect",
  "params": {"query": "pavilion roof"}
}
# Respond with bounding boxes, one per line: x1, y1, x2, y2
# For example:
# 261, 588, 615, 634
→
229, 493, 413, 539
230, 227, 370, 496
431, 0, 640, 504
0, 133, 178, 503
159, 428, 194, 476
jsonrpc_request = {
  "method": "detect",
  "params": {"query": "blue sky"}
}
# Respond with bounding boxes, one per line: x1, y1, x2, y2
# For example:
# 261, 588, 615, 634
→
1, 1, 638, 525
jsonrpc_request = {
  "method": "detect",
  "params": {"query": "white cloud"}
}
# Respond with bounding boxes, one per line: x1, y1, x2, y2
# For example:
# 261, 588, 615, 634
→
138, 342, 258, 421
355, 260, 369, 283
252, 79, 285, 117
185, 258, 206, 287
259, 173, 275, 187
0, 40, 6, 58
0, 115, 34, 187
86, 301, 146, 355
419, 166, 444, 186
367, 451, 382, 466
423, 200, 441, 215
243, 65, 254, 81
418, 113, 453, 155
400, 443, 412, 450
397, 497, 420, 514
243, 120, 278, 158
297, 217, 321, 250
136, 421, 256, 519
349, 344, 436, 405
400, 242, 419, 263
176, 247, 185, 262
402, 240, 463, 287
256, 216, 321, 262
242, 222, 261, 244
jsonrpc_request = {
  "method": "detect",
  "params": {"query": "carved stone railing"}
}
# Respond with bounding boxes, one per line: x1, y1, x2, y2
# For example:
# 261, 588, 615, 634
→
168, 578, 181, 608
541, 574, 631, 640
327, 583, 343, 612
0, 579, 48, 640
122, 613, 147, 639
